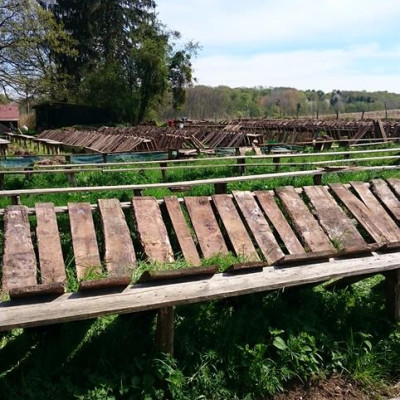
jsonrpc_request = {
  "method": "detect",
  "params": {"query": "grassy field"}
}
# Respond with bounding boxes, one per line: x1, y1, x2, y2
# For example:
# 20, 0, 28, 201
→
0, 145, 400, 399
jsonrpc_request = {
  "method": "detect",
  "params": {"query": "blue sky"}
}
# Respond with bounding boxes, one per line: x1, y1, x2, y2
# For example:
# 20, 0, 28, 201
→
157, 0, 400, 92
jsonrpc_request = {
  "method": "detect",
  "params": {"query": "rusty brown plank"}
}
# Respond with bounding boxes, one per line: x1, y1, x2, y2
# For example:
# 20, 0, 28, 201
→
35, 203, 66, 285
164, 196, 201, 266
276, 186, 335, 253
212, 194, 260, 261
304, 186, 367, 250
98, 199, 136, 276
330, 183, 387, 244
185, 196, 228, 258
350, 181, 400, 243
131, 197, 174, 263
371, 179, 400, 223
255, 191, 305, 255
233, 191, 284, 264
68, 203, 102, 280
2, 206, 37, 292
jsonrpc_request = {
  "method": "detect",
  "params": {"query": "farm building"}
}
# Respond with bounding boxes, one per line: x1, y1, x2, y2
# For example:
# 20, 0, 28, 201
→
0, 104, 19, 132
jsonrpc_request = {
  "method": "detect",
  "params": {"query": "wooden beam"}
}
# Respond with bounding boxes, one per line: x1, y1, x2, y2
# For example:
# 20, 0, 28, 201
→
385, 269, 400, 322
0, 252, 399, 331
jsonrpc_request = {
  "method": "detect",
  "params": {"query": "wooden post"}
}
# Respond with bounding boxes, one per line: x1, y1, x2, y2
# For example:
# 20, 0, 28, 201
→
11, 195, 21, 205
102, 154, 107, 163
133, 189, 143, 197
214, 182, 227, 194
65, 167, 77, 186
156, 306, 175, 355
236, 158, 246, 175
313, 173, 323, 185
385, 270, 400, 322
24, 167, 33, 182
0, 172, 4, 190
273, 157, 281, 172
160, 162, 168, 181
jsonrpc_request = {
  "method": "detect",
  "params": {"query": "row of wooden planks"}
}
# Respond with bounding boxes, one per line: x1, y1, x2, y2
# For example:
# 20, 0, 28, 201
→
2, 178, 400, 299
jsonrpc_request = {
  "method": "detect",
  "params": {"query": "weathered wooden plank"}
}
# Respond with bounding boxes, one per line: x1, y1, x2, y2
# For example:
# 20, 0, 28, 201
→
233, 191, 284, 264
2, 206, 37, 292
371, 179, 400, 223
212, 194, 260, 261
330, 183, 388, 244
68, 203, 102, 280
350, 181, 400, 243
275, 186, 335, 253
35, 203, 66, 285
98, 199, 136, 276
255, 191, 305, 255
184, 197, 228, 258
131, 197, 174, 263
303, 186, 367, 250
1, 252, 400, 331
164, 196, 201, 266
138, 265, 218, 283
388, 178, 400, 197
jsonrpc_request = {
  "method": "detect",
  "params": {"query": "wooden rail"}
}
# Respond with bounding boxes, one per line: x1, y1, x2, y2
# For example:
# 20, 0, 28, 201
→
1, 165, 399, 205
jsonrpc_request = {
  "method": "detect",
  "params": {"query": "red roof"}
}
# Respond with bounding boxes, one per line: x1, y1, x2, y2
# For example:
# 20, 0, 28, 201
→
0, 104, 19, 121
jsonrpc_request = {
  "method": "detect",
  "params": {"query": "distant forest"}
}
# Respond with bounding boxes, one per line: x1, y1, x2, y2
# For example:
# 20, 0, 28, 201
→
159, 86, 400, 121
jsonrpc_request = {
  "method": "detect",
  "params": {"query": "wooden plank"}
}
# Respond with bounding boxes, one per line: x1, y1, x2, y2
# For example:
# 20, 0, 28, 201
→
329, 183, 388, 244
138, 265, 218, 283
35, 203, 66, 285
275, 186, 335, 253
371, 179, 400, 223
68, 203, 102, 280
164, 196, 201, 266
184, 197, 228, 258
255, 191, 305, 255
233, 191, 284, 264
350, 181, 400, 243
212, 194, 260, 261
98, 199, 136, 276
388, 178, 400, 197
303, 186, 367, 250
2, 206, 37, 292
131, 197, 174, 263
1, 252, 400, 331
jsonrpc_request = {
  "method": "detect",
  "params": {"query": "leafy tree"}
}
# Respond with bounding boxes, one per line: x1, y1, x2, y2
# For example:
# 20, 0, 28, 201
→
0, 0, 76, 104
330, 90, 344, 119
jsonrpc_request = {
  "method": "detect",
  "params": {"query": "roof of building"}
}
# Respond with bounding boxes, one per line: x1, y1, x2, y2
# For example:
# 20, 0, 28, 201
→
0, 104, 19, 122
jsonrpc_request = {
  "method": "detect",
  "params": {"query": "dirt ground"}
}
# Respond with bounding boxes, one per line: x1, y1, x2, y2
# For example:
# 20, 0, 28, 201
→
274, 376, 399, 400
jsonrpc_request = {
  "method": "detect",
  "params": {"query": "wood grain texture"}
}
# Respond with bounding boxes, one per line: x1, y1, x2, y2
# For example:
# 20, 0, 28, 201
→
233, 191, 284, 264
35, 203, 66, 285
98, 199, 136, 276
2, 206, 37, 292
330, 183, 388, 244
255, 191, 305, 255
164, 196, 201, 266
185, 197, 228, 258
304, 186, 367, 250
350, 181, 400, 242
1, 252, 399, 331
275, 186, 335, 253
131, 197, 174, 263
371, 179, 400, 223
212, 194, 260, 261
388, 178, 400, 197
68, 203, 102, 280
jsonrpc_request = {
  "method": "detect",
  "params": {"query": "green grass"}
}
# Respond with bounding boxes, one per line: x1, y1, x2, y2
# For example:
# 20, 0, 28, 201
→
0, 275, 399, 399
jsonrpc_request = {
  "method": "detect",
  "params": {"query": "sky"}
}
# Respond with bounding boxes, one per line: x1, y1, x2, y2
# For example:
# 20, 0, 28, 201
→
157, 0, 400, 93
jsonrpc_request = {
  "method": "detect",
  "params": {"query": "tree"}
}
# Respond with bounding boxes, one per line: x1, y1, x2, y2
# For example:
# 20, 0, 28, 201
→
0, 0, 76, 103
330, 90, 344, 119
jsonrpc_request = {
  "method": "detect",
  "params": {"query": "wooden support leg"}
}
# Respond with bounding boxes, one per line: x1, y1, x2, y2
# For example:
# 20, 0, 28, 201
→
385, 270, 400, 322
160, 162, 168, 181
214, 182, 227, 194
65, 167, 77, 186
313, 173, 323, 185
236, 157, 246, 175
273, 157, 281, 172
0, 172, 4, 190
156, 307, 174, 355
11, 195, 21, 205
133, 189, 143, 197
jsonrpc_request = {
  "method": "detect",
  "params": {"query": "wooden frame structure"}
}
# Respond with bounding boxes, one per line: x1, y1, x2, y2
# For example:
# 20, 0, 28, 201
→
1, 178, 400, 354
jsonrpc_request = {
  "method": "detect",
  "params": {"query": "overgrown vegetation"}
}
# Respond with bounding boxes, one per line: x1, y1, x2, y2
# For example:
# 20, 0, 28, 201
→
0, 276, 399, 399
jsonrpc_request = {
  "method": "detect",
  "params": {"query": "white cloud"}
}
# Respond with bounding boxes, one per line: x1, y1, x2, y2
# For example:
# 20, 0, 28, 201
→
193, 45, 400, 92
158, 0, 400, 46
